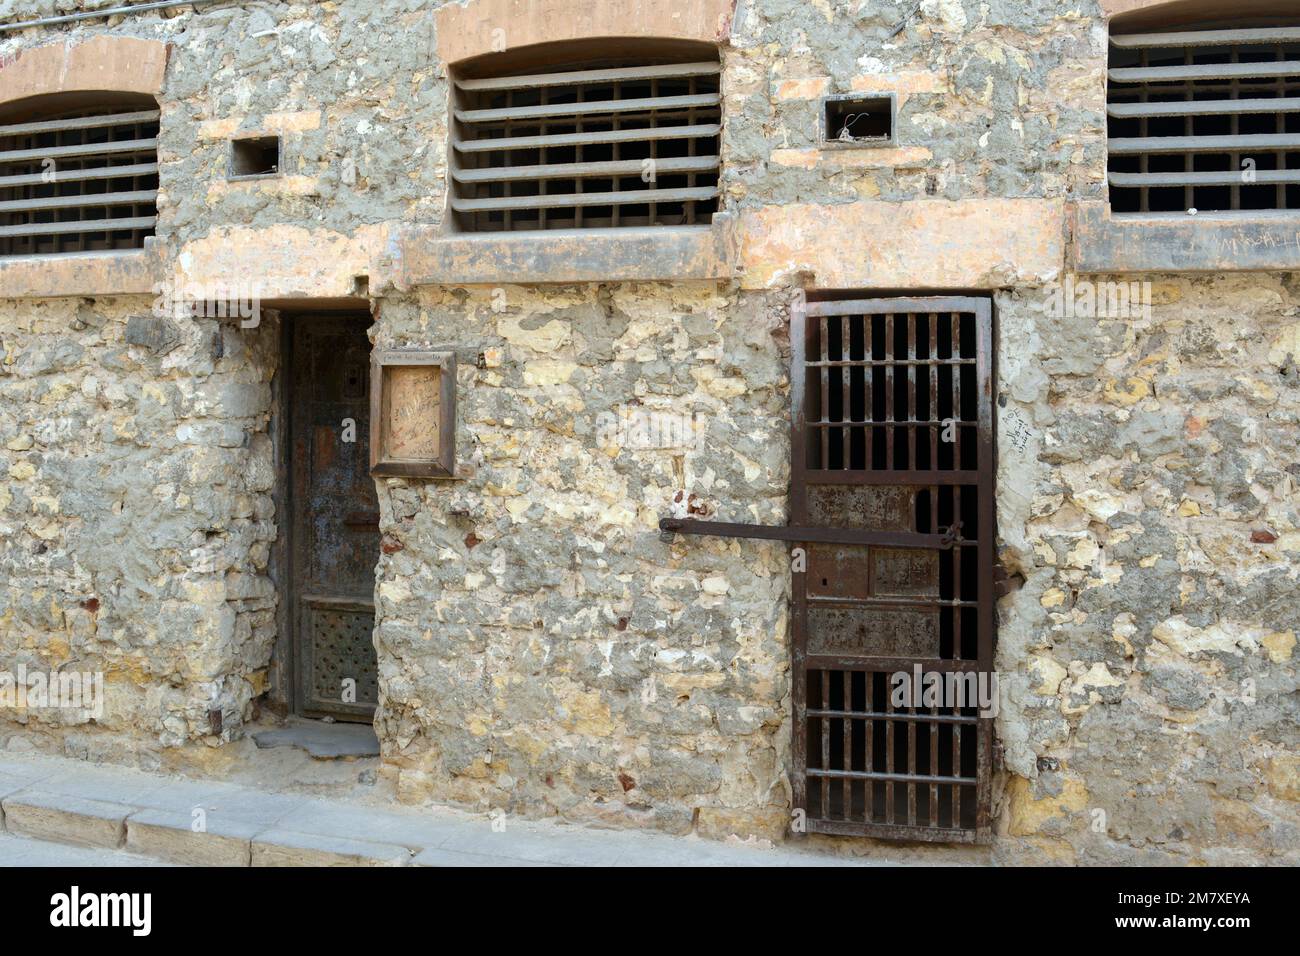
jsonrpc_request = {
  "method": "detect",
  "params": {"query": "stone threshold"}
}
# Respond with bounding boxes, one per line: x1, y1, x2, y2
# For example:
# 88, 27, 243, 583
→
0, 752, 863, 868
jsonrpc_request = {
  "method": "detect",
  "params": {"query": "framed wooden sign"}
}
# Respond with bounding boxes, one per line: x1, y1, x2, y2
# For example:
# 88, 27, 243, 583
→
370, 350, 457, 477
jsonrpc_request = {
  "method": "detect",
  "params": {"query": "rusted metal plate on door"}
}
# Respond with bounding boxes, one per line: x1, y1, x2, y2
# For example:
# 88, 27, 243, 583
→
806, 545, 871, 600
806, 485, 912, 531
873, 548, 938, 597
807, 607, 941, 658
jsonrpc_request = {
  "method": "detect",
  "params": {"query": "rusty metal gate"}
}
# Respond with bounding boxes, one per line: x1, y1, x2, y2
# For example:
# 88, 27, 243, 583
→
792, 295, 993, 843
661, 295, 994, 843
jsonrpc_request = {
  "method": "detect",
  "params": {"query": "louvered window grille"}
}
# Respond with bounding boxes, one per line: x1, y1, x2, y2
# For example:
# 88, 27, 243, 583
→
0, 98, 159, 257
1108, 22, 1300, 214
450, 50, 721, 231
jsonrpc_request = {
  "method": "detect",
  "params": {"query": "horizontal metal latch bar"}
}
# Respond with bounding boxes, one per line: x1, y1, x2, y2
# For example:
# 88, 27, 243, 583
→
658, 517, 958, 549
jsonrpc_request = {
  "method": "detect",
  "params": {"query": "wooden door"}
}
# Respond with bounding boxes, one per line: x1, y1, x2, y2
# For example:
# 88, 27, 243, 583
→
288, 315, 379, 721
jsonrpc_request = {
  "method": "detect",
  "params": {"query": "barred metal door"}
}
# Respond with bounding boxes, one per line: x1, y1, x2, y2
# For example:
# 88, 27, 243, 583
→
791, 296, 994, 843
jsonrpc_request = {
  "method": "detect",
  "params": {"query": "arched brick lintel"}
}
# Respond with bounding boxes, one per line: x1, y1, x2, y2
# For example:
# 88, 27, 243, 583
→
0, 36, 168, 108
1102, 0, 1292, 23
435, 0, 738, 65
1101, 0, 1178, 16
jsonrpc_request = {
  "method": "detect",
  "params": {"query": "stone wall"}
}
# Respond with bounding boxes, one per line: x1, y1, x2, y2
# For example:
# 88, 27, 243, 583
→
370, 283, 794, 835
0, 298, 278, 763
994, 275, 1299, 864
0, 0, 1295, 863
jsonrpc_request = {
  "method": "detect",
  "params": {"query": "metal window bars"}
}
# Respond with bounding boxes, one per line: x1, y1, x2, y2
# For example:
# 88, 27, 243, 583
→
0, 102, 160, 257
449, 57, 721, 232
661, 296, 995, 843
1107, 22, 1300, 214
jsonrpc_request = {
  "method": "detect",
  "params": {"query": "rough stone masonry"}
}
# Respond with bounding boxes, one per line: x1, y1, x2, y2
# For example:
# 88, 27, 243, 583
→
0, 0, 1296, 864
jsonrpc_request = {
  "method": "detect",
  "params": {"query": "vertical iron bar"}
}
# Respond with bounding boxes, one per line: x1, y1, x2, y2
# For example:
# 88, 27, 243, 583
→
952, 313, 963, 469
821, 668, 830, 821
820, 316, 829, 469
929, 312, 938, 470
842, 669, 852, 821
884, 313, 894, 470
929, 690, 939, 828
954, 484, 964, 659
952, 711, 962, 829
907, 312, 917, 471
842, 314, 852, 471
885, 669, 895, 824
865, 671, 874, 822
906, 678, 917, 827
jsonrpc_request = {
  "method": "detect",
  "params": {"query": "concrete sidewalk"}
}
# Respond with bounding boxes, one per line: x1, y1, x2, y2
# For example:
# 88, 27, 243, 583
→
0, 752, 863, 867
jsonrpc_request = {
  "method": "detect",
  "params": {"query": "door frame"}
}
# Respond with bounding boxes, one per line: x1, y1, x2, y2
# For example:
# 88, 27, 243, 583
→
267, 308, 379, 719
789, 293, 997, 844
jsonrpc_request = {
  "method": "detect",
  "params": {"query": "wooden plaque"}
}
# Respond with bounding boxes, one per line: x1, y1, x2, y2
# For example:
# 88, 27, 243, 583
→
370, 350, 456, 477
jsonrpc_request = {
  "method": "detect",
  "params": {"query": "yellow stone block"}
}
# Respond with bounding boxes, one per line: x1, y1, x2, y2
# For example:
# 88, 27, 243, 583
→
1007, 776, 1088, 836
1261, 631, 1296, 663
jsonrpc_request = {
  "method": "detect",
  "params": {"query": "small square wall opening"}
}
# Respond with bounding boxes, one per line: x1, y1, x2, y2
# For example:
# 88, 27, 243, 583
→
822, 94, 895, 147
230, 135, 281, 178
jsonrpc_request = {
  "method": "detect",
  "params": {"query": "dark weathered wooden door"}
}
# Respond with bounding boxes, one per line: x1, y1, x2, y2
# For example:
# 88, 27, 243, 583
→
791, 296, 995, 843
289, 315, 379, 721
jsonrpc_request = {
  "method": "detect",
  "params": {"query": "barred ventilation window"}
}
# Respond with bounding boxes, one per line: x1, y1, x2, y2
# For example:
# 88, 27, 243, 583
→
449, 39, 721, 232
1108, 18, 1300, 214
0, 93, 159, 257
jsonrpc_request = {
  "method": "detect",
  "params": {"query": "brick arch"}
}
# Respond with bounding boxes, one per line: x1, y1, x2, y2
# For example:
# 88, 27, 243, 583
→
434, 0, 737, 64
1103, 0, 1297, 27
0, 36, 168, 109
